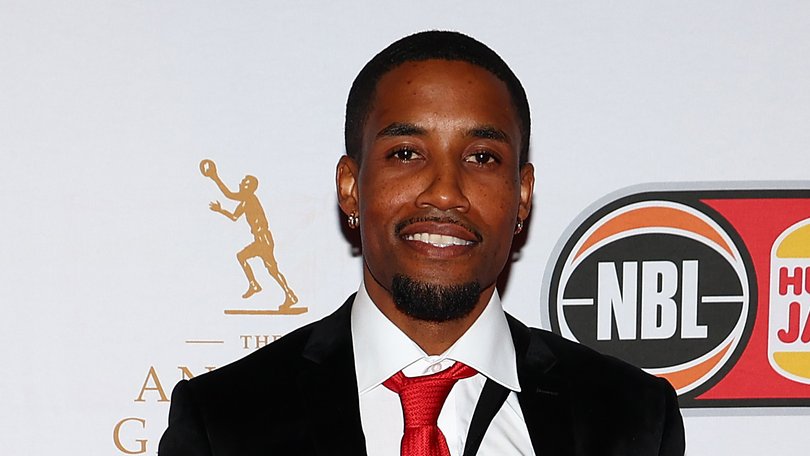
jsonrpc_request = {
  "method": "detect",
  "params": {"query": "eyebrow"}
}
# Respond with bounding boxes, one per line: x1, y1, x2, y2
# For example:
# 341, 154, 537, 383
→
467, 125, 510, 144
375, 122, 511, 144
376, 122, 427, 138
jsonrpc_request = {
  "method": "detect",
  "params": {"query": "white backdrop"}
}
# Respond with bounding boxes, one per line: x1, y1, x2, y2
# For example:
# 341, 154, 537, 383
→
1, 1, 809, 454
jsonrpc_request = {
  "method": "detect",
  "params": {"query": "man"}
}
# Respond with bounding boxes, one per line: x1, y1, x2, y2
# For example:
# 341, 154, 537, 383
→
159, 31, 685, 455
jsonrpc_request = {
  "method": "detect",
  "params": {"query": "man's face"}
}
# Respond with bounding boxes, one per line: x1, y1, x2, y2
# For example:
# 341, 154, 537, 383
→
338, 59, 533, 311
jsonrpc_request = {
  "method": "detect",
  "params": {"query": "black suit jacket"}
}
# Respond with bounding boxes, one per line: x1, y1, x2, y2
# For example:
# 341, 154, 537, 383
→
159, 295, 685, 455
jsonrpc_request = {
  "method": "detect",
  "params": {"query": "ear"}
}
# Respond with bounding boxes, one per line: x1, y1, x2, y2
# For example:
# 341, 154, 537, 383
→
517, 163, 534, 221
336, 155, 360, 216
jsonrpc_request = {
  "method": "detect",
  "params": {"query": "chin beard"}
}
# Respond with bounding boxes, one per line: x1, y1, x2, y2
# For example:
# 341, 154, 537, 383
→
391, 274, 481, 322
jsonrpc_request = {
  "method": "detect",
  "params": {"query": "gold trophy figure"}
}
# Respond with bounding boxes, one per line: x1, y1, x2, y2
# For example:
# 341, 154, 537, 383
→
200, 159, 303, 314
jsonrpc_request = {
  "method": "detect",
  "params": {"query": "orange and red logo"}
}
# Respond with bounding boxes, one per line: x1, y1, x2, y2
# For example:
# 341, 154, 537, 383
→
546, 187, 810, 407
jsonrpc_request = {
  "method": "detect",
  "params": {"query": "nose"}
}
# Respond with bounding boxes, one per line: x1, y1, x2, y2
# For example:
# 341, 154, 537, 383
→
414, 158, 471, 212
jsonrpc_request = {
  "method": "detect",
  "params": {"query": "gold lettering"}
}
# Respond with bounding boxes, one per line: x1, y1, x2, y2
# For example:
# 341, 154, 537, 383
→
178, 365, 216, 380
113, 417, 147, 454
135, 366, 168, 402
240, 334, 284, 349
256, 335, 271, 348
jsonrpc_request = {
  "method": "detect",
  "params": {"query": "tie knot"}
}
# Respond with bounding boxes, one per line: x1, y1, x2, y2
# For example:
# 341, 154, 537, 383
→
384, 362, 477, 427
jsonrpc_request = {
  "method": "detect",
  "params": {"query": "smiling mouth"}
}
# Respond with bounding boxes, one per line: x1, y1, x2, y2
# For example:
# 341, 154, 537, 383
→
403, 233, 476, 248
396, 216, 482, 240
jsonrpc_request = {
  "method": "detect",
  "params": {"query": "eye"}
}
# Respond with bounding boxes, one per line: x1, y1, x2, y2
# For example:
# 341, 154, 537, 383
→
389, 146, 422, 162
465, 151, 499, 166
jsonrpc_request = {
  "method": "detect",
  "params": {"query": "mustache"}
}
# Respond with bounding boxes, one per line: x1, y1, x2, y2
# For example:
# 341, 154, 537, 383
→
394, 216, 483, 242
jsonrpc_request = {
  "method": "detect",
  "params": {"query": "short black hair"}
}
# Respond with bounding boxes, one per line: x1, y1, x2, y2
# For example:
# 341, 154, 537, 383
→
344, 30, 531, 165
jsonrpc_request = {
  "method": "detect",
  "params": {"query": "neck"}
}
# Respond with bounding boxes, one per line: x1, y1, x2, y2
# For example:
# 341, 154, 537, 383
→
363, 269, 495, 355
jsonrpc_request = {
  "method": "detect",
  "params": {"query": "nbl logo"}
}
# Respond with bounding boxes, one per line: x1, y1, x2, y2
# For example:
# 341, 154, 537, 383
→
546, 187, 810, 407
550, 200, 753, 397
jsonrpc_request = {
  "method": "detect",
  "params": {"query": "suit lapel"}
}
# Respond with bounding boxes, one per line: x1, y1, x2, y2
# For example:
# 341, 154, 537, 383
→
508, 315, 576, 456
297, 295, 368, 456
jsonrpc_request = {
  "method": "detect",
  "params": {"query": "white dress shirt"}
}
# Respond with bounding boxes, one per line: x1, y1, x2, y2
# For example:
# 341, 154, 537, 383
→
350, 282, 536, 456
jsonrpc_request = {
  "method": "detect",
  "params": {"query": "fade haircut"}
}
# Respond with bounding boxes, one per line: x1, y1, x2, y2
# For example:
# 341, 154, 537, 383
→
344, 30, 531, 165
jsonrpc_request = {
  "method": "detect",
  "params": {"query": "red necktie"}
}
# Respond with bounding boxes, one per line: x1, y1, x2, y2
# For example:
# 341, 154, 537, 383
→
383, 362, 477, 456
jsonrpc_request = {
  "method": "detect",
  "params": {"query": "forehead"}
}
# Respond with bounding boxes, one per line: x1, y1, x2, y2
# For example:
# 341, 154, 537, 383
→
364, 59, 519, 140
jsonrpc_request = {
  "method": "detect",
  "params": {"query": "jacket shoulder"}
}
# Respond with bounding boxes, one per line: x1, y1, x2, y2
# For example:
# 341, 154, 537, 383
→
532, 327, 661, 388
188, 318, 318, 394
515, 323, 685, 455
159, 298, 356, 455
188, 292, 355, 395
505, 311, 665, 393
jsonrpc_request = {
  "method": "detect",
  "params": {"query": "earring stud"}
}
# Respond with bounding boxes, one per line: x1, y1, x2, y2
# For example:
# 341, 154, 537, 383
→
347, 212, 359, 229
515, 217, 524, 235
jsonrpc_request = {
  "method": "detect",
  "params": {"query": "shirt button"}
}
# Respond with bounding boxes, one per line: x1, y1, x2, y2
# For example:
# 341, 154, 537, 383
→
430, 363, 442, 373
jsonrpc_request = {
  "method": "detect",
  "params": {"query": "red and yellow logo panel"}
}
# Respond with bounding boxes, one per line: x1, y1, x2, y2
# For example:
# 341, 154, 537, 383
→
769, 219, 810, 384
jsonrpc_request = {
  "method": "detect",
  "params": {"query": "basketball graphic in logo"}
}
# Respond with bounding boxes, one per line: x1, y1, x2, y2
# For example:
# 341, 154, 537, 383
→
550, 199, 754, 396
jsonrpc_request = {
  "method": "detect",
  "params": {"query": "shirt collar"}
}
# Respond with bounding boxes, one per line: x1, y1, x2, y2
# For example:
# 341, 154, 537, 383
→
350, 280, 521, 394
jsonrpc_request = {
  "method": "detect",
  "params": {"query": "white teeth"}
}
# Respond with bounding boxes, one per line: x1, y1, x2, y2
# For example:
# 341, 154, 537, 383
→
404, 232, 474, 248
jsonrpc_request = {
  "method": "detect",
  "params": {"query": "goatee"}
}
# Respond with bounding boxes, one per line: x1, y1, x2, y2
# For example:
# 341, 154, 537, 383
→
391, 274, 481, 322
